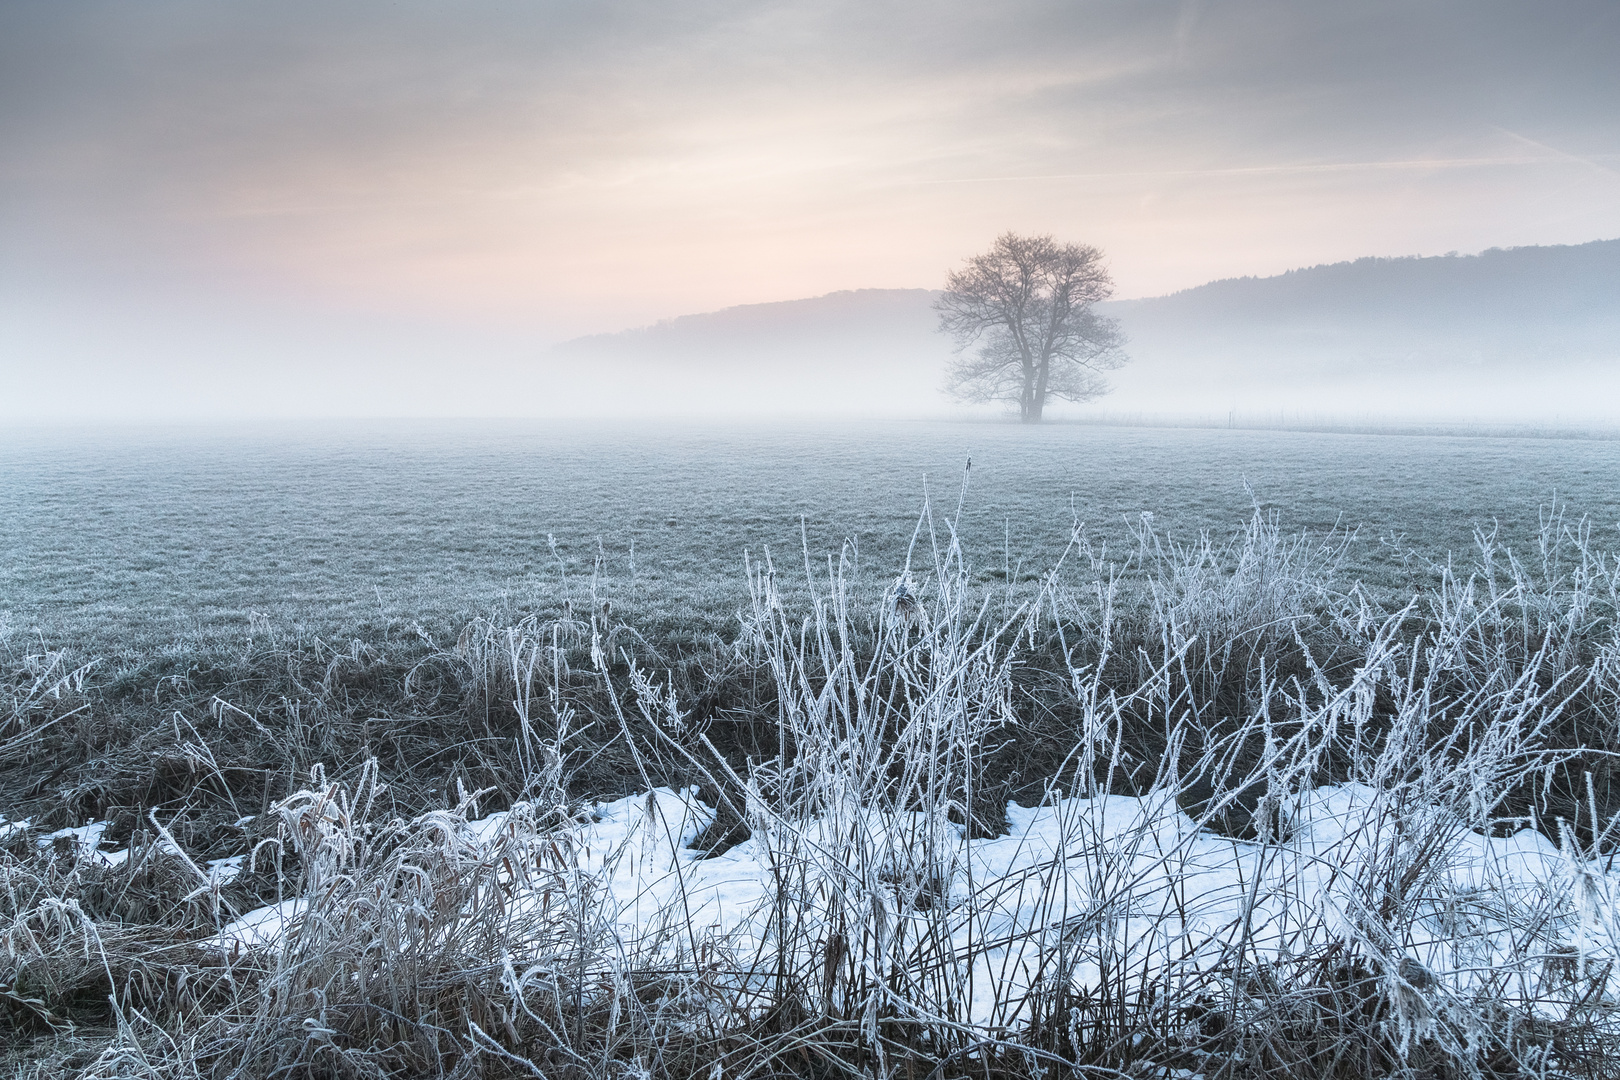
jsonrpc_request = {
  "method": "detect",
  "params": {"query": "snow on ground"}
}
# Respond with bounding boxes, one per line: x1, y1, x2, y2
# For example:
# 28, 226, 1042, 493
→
218, 898, 307, 951
16, 818, 248, 885
195, 781, 1606, 1026
38, 820, 113, 859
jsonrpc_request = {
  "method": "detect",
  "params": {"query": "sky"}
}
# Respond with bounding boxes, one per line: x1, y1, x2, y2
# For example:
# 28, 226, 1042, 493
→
3, 0, 1618, 418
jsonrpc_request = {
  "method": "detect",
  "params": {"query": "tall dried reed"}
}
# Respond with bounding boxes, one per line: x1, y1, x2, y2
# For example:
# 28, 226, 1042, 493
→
6, 494, 1620, 1078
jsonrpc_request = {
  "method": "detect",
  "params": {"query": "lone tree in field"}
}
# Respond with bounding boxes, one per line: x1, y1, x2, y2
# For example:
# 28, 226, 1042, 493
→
935, 233, 1127, 422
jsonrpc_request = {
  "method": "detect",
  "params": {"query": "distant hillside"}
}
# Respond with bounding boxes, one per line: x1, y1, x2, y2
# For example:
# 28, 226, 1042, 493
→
546, 289, 948, 414
556, 288, 943, 366
1101, 239, 1620, 416
1111, 239, 1620, 367
1134, 239, 1620, 323
547, 241, 1620, 418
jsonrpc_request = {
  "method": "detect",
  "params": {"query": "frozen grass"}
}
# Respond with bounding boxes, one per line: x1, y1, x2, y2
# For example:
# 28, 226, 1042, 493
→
6, 419, 1620, 654
7, 481, 1620, 1077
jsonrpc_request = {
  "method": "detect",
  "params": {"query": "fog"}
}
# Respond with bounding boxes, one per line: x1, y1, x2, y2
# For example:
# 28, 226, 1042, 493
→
536, 242, 1620, 425
6, 241, 1619, 424
2, 1, 1618, 423
1103, 240, 1620, 423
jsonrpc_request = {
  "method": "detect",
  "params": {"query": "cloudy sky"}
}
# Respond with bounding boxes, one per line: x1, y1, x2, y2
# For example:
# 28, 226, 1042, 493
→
3, 0, 1618, 417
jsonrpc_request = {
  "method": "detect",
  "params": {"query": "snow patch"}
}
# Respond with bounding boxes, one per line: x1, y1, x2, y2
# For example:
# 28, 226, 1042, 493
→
208, 782, 1619, 1026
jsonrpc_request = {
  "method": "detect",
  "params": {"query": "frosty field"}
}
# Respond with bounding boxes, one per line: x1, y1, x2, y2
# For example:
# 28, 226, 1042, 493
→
6, 419, 1620, 1079
4, 419, 1620, 652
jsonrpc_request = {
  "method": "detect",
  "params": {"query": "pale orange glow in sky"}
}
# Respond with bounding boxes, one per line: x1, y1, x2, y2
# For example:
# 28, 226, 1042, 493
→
2, 1, 1618, 417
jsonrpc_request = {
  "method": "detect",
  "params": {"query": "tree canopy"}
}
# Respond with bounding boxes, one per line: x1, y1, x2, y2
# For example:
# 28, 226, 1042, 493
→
935, 233, 1127, 422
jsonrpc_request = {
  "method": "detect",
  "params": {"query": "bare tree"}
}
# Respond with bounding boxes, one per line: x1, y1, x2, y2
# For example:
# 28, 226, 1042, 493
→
935, 233, 1127, 422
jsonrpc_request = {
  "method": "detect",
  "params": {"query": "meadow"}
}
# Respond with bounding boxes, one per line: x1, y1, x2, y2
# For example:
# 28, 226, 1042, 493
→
5, 419, 1620, 1079
5, 419, 1619, 652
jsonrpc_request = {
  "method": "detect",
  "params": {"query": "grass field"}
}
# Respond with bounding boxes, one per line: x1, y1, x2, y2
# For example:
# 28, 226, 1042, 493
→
6, 419, 1620, 1079
5, 419, 1620, 653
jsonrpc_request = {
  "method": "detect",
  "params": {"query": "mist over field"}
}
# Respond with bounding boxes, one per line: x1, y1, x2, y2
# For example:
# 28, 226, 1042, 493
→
5, 2, 1620, 424
9, 239, 1619, 422
550, 239, 1620, 422
7, 3, 1620, 1077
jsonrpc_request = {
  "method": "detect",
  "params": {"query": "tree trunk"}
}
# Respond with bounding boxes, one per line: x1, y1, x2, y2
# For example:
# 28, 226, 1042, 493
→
1024, 355, 1048, 422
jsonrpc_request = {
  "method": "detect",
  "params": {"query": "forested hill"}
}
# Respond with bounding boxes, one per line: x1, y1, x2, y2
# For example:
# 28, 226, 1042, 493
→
552, 288, 943, 367
544, 289, 948, 413
1111, 238, 1620, 359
